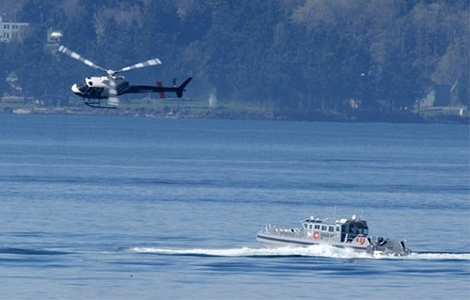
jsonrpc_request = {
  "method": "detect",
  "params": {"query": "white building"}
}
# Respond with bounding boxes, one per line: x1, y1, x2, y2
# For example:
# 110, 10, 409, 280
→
0, 16, 28, 42
47, 29, 63, 44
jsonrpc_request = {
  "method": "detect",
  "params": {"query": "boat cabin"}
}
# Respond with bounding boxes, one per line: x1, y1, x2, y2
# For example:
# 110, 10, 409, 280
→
301, 216, 369, 243
339, 218, 369, 242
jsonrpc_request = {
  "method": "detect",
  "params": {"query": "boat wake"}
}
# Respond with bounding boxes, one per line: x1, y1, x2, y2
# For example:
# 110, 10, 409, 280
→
129, 245, 370, 258
126, 245, 470, 260
407, 251, 470, 260
0, 247, 71, 256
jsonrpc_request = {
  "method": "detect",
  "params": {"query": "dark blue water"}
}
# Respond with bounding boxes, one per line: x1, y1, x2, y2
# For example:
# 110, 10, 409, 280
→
1, 115, 469, 300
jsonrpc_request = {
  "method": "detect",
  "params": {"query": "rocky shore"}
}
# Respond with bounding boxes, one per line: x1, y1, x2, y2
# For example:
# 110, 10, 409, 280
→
1, 105, 468, 124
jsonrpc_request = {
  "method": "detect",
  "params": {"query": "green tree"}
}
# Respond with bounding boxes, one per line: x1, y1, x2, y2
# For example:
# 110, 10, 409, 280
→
0, 0, 467, 120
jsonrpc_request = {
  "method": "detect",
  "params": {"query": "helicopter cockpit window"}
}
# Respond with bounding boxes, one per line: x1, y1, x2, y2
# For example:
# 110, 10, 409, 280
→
76, 80, 88, 91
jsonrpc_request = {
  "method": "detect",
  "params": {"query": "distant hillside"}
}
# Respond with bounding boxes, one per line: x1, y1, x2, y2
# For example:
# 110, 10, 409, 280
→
0, 0, 468, 122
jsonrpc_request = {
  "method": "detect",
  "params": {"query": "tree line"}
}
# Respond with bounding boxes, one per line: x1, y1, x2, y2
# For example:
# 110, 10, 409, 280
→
0, 0, 468, 120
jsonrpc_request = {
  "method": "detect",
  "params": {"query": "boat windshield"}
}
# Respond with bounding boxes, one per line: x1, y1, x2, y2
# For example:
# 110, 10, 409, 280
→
345, 221, 369, 236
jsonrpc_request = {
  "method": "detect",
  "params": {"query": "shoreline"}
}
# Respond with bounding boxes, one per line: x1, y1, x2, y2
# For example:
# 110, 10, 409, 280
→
1, 105, 469, 125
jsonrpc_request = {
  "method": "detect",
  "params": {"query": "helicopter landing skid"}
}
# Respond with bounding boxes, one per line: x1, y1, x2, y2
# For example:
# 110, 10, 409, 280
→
85, 99, 117, 109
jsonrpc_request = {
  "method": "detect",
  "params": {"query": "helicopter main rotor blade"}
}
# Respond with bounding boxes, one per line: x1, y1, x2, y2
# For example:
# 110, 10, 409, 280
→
106, 78, 119, 107
58, 45, 108, 73
117, 58, 162, 73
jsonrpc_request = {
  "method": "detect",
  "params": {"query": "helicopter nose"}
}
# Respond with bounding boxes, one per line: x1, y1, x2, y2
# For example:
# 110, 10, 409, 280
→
71, 84, 81, 94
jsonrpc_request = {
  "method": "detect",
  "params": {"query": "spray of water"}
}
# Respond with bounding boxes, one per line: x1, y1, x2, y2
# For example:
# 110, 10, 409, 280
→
208, 92, 217, 108
127, 246, 470, 260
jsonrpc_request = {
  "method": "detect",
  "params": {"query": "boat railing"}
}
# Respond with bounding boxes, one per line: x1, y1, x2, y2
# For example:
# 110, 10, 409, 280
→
260, 225, 305, 238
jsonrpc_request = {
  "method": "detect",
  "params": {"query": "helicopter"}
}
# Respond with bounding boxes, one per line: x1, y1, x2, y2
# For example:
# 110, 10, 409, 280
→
58, 45, 192, 108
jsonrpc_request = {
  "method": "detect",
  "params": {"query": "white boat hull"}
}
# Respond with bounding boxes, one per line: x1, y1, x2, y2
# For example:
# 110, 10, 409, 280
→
256, 232, 370, 252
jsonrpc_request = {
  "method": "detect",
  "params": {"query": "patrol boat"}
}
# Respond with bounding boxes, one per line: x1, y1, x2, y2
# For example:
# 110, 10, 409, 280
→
256, 215, 411, 256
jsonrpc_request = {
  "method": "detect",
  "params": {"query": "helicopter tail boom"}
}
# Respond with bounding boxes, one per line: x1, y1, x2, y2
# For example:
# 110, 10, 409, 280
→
125, 77, 192, 98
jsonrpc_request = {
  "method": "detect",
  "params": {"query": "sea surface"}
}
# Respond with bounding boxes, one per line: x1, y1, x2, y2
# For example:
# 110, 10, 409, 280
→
0, 114, 469, 300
